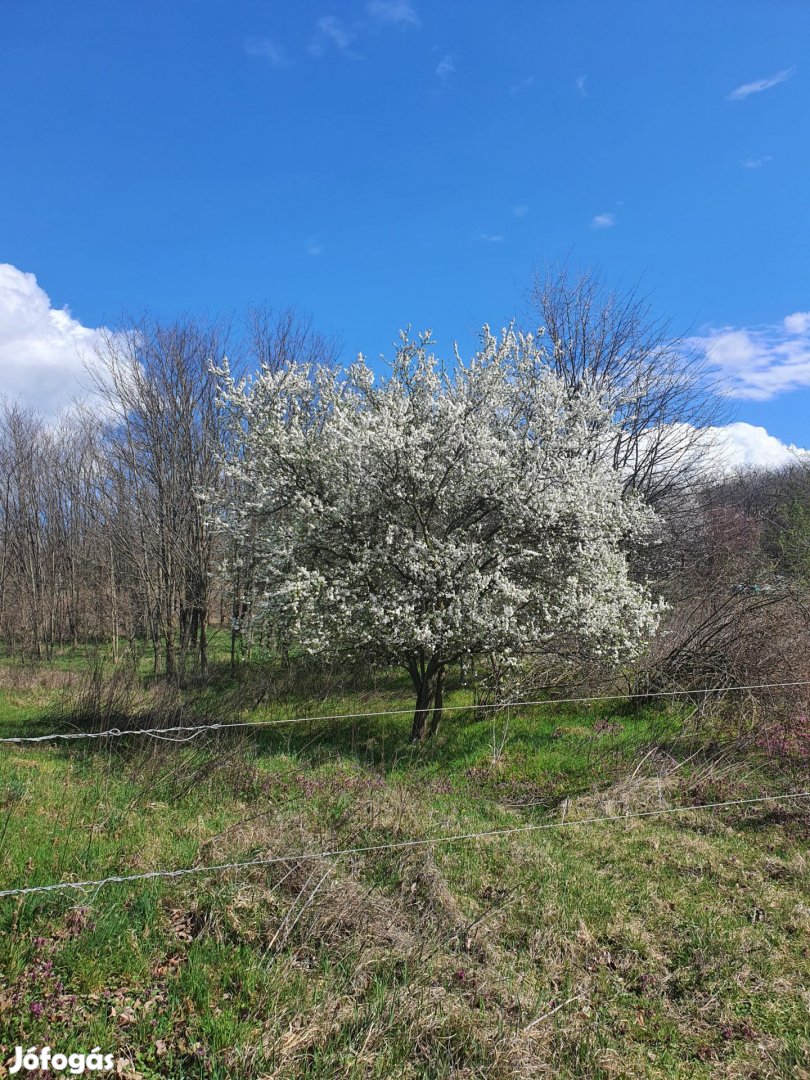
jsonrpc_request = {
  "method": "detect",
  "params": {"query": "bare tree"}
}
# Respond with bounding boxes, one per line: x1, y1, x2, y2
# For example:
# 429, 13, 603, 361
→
0, 403, 49, 656
90, 316, 229, 678
527, 264, 729, 505
0, 403, 109, 658
244, 305, 339, 376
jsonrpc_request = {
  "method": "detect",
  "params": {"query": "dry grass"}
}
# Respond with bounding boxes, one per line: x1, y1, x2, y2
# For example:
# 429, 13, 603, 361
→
1, 665, 809, 1078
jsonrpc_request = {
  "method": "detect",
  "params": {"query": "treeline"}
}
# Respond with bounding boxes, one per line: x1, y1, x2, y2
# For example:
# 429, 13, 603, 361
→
0, 269, 807, 700
0, 309, 335, 674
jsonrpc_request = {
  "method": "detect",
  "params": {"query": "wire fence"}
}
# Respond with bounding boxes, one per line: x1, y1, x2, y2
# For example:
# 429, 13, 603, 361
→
1, 675, 808, 904
1, 678, 808, 746
1, 790, 807, 901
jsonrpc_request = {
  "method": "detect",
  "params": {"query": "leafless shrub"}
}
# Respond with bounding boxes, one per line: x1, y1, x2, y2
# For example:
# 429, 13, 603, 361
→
39, 658, 256, 801
634, 472, 810, 732
0, 664, 76, 693
46, 657, 148, 734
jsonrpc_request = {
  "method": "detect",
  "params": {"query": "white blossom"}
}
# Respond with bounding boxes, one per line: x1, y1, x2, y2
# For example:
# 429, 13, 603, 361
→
217, 327, 663, 731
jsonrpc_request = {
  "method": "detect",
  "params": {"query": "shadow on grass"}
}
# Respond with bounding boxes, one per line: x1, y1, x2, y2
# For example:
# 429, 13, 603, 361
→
3, 654, 742, 812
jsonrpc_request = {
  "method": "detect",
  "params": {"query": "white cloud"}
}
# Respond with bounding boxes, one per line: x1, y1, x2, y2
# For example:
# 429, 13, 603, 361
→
650, 421, 809, 476
306, 238, 324, 257
436, 54, 454, 79
702, 423, 808, 472
309, 16, 358, 57
244, 37, 292, 68
692, 313, 810, 400
478, 232, 504, 243
0, 264, 104, 417
513, 204, 529, 218
783, 311, 810, 335
575, 74, 587, 97
741, 155, 772, 168
366, 0, 421, 28
591, 212, 616, 229
727, 67, 795, 101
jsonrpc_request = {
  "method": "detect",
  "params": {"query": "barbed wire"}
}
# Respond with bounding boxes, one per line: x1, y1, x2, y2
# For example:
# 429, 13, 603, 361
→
1, 679, 808, 746
1, 790, 806, 901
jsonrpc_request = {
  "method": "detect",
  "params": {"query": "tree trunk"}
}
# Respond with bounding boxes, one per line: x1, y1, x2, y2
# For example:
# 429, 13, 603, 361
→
109, 541, 119, 663
409, 659, 444, 742
178, 604, 191, 672
164, 614, 176, 678
198, 606, 208, 677
429, 664, 446, 737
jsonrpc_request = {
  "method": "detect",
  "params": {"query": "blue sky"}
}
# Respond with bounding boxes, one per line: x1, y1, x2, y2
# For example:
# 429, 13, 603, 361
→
1, 0, 808, 454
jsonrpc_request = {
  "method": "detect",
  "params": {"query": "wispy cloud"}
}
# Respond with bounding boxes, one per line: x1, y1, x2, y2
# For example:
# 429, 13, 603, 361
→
727, 67, 795, 101
366, 0, 421, 28
591, 212, 616, 229
306, 238, 324, 257
692, 312, 810, 400
244, 37, 293, 68
478, 232, 504, 243
309, 6, 419, 60
513, 204, 529, 218
741, 155, 773, 169
309, 16, 358, 58
509, 75, 534, 95
436, 54, 454, 79
575, 74, 587, 97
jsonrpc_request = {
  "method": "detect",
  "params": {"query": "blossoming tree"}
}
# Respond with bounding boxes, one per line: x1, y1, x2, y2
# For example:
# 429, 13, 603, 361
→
218, 328, 662, 740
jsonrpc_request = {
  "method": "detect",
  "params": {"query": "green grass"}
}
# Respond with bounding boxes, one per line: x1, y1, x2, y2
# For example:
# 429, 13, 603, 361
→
0, 657, 808, 1078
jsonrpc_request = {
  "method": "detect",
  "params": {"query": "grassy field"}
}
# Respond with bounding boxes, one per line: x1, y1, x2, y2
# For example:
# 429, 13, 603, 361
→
0, 649, 808, 1078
